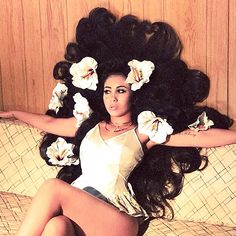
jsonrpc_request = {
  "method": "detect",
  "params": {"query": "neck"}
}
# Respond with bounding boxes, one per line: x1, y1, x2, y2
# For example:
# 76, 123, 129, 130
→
105, 117, 133, 133
110, 114, 132, 125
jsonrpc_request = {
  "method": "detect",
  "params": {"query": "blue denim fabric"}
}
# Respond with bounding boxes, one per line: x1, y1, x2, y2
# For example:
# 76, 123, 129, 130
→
83, 186, 108, 202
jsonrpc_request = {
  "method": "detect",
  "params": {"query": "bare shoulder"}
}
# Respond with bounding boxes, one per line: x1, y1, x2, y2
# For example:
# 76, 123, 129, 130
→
135, 128, 151, 148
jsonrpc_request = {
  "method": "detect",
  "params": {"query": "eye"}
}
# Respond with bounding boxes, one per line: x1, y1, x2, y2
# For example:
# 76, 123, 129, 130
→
103, 89, 111, 94
117, 89, 127, 93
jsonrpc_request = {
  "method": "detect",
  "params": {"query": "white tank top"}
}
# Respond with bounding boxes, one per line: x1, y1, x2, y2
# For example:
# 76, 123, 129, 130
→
72, 123, 143, 195
71, 123, 148, 218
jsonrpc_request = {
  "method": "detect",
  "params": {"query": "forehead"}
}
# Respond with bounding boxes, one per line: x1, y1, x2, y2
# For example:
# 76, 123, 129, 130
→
104, 74, 128, 87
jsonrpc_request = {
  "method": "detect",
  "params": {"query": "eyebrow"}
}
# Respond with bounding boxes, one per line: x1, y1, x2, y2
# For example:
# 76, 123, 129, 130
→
104, 85, 129, 89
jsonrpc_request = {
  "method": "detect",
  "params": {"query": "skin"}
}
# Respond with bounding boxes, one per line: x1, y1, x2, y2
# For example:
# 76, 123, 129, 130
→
16, 74, 141, 236
1, 74, 236, 235
100, 74, 136, 140
17, 179, 138, 236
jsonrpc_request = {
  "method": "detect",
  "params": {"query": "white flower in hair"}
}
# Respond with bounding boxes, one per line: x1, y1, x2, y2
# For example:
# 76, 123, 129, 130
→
138, 111, 173, 144
126, 60, 155, 91
70, 57, 98, 90
73, 93, 93, 127
46, 137, 79, 166
48, 83, 68, 113
188, 112, 214, 131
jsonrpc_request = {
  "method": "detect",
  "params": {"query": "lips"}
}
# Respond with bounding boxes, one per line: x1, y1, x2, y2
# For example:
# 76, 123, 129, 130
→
108, 104, 118, 111
109, 105, 117, 111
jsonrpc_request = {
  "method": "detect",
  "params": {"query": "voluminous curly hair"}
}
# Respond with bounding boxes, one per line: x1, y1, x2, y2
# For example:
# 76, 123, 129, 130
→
39, 7, 233, 219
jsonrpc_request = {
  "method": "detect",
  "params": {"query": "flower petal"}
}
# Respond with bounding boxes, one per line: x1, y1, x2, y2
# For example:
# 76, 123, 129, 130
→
126, 60, 155, 91
73, 93, 93, 127
138, 111, 173, 144
46, 137, 79, 166
48, 83, 68, 113
70, 57, 98, 90
188, 112, 214, 131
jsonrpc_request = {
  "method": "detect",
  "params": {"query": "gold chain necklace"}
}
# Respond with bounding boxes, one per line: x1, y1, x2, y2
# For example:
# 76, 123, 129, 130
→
105, 121, 133, 133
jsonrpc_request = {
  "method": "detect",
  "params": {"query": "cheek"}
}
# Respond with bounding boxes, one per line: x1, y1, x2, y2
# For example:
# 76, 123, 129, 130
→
103, 95, 107, 105
123, 94, 132, 108
127, 92, 133, 103
103, 95, 110, 108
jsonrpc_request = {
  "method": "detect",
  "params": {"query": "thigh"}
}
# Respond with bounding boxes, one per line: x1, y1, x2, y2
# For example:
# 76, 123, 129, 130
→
53, 179, 139, 236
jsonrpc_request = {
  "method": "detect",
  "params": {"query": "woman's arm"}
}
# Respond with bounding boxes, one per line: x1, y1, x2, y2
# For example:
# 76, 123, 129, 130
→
0, 110, 77, 137
146, 128, 236, 149
165, 128, 236, 148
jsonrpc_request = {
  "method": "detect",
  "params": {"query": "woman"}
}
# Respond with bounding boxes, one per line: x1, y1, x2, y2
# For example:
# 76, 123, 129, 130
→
1, 72, 236, 236
1, 7, 236, 236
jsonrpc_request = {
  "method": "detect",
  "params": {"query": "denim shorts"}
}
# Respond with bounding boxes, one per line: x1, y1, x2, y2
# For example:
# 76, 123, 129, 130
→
83, 186, 108, 202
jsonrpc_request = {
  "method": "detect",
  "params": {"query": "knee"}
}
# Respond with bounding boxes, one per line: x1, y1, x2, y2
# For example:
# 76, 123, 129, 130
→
42, 215, 75, 236
39, 178, 63, 194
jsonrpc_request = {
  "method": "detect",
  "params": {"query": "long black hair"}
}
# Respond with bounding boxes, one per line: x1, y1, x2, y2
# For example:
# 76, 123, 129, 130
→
39, 7, 233, 219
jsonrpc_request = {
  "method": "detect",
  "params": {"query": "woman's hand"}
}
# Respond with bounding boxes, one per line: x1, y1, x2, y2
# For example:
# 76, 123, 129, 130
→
0, 111, 15, 119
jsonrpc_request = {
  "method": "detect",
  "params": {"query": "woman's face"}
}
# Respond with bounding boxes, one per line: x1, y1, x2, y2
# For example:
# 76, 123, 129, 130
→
103, 74, 132, 118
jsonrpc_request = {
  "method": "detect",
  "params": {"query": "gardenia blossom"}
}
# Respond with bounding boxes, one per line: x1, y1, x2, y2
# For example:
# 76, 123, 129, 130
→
126, 60, 155, 91
46, 137, 79, 166
48, 83, 68, 113
70, 57, 98, 90
138, 111, 173, 144
73, 93, 93, 127
188, 112, 214, 131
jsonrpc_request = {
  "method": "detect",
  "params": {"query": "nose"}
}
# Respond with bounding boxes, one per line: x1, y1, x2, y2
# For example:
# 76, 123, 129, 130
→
111, 93, 118, 102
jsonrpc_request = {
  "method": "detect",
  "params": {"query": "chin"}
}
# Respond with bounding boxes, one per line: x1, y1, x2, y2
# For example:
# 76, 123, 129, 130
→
109, 111, 121, 117
110, 111, 130, 118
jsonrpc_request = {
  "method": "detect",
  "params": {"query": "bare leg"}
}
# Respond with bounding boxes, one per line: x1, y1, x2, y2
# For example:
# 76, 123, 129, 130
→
41, 215, 76, 236
16, 178, 138, 236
